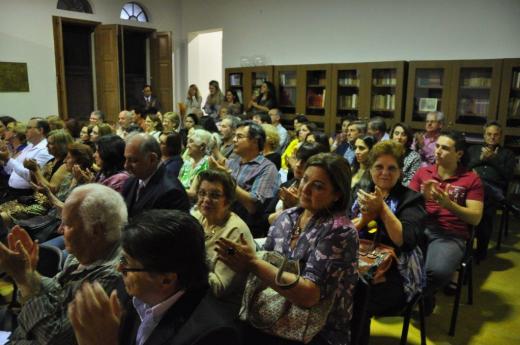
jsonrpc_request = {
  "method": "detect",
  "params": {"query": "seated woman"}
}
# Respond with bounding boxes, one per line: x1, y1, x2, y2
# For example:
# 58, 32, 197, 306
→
180, 113, 199, 148
5, 122, 28, 157
306, 131, 331, 152
223, 88, 243, 116
409, 131, 483, 310
350, 141, 426, 345
261, 124, 281, 170
79, 124, 95, 151
0, 129, 73, 228
92, 134, 129, 192
145, 113, 163, 140
352, 136, 376, 189
160, 131, 184, 178
90, 123, 112, 143
390, 122, 421, 186
217, 153, 358, 345
178, 129, 216, 196
162, 112, 181, 134
248, 81, 277, 115
281, 121, 317, 172
191, 169, 255, 303
267, 142, 329, 225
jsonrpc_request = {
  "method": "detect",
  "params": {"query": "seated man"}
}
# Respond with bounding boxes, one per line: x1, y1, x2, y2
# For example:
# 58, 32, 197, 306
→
211, 120, 280, 237
367, 116, 389, 142
0, 117, 53, 202
122, 133, 190, 218
409, 131, 483, 310
0, 183, 127, 344
68, 210, 240, 345
467, 121, 515, 259
413, 111, 444, 166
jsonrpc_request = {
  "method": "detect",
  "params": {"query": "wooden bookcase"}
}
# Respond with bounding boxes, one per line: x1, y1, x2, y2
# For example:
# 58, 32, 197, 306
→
448, 59, 502, 133
330, 63, 368, 132
405, 60, 452, 131
366, 61, 406, 128
498, 58, 520, 148
302, 64, 333, 132
273, 65, 305, 127
224, 66, 274, 108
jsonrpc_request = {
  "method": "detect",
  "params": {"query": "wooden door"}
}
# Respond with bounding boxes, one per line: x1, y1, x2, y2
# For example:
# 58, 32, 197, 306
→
94, 24, 121, 122
52, 16, 68, 119
150, 31, 173, 112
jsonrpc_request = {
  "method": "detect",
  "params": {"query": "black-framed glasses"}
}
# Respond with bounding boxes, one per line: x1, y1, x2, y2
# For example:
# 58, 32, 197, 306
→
118, 255, 151, 274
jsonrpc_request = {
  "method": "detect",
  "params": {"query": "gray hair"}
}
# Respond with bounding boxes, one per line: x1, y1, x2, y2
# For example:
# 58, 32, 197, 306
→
427, 111, 444, 124
91, 110, 105, 122
188, 129, 217, 154
122, 110, 133, 120
222, 115, 241, 130
349, 120, 367, 134
66, 184, 128, 243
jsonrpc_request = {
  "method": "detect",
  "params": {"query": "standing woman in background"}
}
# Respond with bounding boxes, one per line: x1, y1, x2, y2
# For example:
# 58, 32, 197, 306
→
185, 84, 203, 116
223, 88, 243, 116
203, 80, 225, 119
248, 81, 277, 115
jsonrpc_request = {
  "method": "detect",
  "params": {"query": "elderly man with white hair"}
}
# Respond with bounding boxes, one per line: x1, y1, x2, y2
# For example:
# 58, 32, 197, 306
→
0, 183, 127, 345
116, 110, 134, 139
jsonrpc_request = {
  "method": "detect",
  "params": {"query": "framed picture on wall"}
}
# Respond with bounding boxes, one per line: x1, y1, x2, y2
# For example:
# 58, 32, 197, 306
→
419, 98, 438, 112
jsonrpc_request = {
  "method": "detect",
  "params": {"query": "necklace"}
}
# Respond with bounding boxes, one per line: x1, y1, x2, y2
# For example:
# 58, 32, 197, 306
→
291, 213, 306, 241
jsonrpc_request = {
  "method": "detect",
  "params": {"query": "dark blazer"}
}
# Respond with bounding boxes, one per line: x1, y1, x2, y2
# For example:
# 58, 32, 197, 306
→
163, 156, 183, 179
118, 288, 241, 345
139, 95, 162, 112
122, 164, 190, 217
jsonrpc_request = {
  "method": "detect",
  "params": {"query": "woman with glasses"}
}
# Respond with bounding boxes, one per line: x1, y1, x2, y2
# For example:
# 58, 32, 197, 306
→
216, 153, 358, 345
350, 141, 426, 345
191, 169, 255, 303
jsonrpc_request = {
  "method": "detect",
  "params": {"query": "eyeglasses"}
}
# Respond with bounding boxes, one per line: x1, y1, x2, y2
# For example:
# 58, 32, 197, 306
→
197, 190, 224, 201
118, 255, 151, 274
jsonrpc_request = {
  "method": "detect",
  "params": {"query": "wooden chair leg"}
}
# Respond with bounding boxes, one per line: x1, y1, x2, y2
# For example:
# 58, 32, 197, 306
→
497, 209, 505, 250
418, 297, 427, 345
400, 302, 413, 345
468, 261, 474, 305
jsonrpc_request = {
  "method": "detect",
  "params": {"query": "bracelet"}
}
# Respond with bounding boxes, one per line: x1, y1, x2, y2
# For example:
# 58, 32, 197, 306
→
277, 275, 300, 290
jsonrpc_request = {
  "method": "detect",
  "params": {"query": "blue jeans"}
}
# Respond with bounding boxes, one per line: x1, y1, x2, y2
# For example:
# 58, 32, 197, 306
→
43, 235, 69, 259
424, 228, 465, 296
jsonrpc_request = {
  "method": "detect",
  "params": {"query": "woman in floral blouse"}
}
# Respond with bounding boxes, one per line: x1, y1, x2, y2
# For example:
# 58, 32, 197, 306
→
390, 122, 421, 186
217, 153, 359, 345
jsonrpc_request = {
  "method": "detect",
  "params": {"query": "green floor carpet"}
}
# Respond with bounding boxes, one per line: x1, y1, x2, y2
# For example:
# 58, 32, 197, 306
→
369, 220, 520, 345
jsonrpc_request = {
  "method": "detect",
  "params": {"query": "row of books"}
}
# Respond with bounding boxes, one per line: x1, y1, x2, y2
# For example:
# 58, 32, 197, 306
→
372, 94, 395, 110
458, 98, 490, 117
280, 74, 297, 86
307, 89, 326, 107
509, 97, 520, 117
373, 77, 396, 86
338, 94, 358, 109
512, 71, 520, 89
338, 77, 359, 87
417, 77, 442, 88
461, 76, 491, 87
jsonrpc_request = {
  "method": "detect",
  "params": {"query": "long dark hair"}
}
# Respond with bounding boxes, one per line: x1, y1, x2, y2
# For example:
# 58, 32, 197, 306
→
96, 134, 126, 177
351, 136, 376, 174
256, 81, 277, 107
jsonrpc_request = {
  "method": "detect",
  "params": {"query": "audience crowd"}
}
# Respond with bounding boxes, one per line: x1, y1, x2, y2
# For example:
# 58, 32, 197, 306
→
0, 79, 512, 345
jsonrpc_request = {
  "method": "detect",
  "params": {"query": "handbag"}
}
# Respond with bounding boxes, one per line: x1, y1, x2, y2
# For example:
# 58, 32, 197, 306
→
14, 214, 61, 243
358, 227, 398, 284
239, 251, 335, 344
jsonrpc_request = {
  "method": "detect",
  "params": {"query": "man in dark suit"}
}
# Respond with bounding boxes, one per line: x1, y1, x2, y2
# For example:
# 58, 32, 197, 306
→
122, 133, 189, 217
68, 210, 240, 345
139, 84, 161, 113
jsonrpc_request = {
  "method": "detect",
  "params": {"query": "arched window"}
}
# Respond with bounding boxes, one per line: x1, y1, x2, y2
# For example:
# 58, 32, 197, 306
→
120, 2, 149, 22
57, 0, 93, 13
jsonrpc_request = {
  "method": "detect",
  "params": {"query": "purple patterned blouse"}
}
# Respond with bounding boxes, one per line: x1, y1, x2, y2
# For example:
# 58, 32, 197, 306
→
264, 207, 359, 345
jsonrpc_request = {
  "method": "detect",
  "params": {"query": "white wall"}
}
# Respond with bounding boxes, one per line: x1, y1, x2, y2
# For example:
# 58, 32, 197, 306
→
187, 30, 223, 102
0, 0, 181, 121
179, 0, 520, 75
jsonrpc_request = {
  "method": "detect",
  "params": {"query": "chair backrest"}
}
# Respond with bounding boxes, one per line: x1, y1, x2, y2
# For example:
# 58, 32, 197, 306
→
37, 244, 64, 277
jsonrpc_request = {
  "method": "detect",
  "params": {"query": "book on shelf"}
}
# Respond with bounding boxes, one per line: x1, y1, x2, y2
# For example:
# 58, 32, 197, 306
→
230, 74, 241, 87
458, 98, 489, 117
512, 71, 520, 89
236, 89, 243, 104
307, 89, 326, 108
418, 98, 438, 112
339, 94, 358, 109
371, 94, 395, 110
509, 97, 520, 117
462, 72, 491, 87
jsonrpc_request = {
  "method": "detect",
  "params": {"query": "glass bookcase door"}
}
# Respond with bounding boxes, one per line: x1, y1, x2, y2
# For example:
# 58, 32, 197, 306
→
506, 67, 520, 127
371, 68, 397, 119
251, 71, 268, 100
455, 67, 493, 125
228, 72, 244, 104
411, 68, 444, 121
306, 70, 327, 116
336, 69, 360, 119
278, 70, 298, 114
